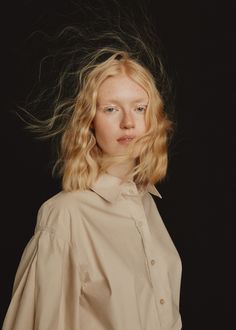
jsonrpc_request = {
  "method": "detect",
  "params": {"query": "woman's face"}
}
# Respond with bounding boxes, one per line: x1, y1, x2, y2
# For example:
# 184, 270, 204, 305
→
93, 73, 148, 157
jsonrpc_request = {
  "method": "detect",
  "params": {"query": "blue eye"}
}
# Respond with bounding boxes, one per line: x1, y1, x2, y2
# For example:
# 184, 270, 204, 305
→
104, 107, 119, 113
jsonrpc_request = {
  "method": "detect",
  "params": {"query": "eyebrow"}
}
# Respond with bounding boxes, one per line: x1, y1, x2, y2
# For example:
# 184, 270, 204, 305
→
97, 99, 148, 106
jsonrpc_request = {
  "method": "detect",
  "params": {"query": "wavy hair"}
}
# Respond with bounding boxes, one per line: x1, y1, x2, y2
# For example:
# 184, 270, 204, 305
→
22, 19, 175, 191
59, 49, 173, 191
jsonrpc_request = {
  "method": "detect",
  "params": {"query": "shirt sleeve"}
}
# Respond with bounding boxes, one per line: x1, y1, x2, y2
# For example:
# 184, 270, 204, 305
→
3, 203, 82, 330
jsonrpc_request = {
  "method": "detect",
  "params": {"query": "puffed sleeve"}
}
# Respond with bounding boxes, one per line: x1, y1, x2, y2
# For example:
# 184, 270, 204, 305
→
3, 202, 82, 330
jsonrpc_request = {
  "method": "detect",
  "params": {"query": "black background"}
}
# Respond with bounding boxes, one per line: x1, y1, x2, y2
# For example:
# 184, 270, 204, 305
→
0, 1, 234, 329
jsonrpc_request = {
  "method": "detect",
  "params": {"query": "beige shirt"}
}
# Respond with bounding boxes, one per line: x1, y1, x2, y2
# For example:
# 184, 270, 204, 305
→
3, 173, 182, 330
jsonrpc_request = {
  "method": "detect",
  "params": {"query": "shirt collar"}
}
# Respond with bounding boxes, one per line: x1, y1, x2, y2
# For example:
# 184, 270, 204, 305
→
90, 173, 162, 203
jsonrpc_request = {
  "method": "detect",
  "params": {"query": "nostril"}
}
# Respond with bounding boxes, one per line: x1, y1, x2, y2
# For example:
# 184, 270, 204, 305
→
120, 122, 135, 129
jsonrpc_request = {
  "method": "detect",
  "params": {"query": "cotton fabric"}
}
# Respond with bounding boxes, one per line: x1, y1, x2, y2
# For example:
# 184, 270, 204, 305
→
3, 173, 182, 330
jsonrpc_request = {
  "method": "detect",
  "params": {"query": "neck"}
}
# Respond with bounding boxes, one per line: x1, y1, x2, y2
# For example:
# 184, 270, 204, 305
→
106, 160, 135, 180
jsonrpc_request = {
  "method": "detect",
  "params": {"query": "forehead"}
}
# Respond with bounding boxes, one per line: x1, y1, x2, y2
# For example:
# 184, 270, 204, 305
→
97, 73, 148, 104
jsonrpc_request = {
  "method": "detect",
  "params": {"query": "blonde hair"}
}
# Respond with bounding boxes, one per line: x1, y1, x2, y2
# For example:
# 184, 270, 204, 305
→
55, 49, 173, 191
22, 32, 174, 191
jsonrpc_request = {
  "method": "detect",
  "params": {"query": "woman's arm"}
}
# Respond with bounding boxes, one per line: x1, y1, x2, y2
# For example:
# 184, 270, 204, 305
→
3, 204, 81, 330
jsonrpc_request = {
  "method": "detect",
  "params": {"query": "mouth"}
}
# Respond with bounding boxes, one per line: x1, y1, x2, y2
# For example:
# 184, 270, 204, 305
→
117, 135, 136, 144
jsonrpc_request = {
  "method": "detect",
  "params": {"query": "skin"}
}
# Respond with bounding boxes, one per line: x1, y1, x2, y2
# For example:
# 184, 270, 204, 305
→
93, 72, 149, 178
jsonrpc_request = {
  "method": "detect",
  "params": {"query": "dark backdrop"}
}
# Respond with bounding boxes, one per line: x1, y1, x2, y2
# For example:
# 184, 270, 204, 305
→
0, 1, 234, 329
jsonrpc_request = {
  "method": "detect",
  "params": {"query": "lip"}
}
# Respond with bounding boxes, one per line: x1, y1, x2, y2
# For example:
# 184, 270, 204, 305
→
117, 135, 136, 143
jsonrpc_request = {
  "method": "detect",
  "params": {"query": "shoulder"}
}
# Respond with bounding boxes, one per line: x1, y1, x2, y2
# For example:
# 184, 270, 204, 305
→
35, 190, 90, 242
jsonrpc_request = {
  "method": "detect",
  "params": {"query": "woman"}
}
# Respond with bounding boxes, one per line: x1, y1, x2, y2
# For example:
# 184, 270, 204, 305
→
3, 49, 182, 329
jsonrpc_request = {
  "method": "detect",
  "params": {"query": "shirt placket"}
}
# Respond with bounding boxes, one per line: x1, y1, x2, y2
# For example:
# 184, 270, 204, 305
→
123, 185, 167, 330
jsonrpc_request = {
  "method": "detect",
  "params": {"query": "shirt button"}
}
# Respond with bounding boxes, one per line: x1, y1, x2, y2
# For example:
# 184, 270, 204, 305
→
128, 188, 134, 194
137, 221, 143, 227
150, 259, 156, 265
160, 298, 165, 304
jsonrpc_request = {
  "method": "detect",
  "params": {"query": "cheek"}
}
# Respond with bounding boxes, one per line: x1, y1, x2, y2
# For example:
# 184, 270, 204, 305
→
136, 117, 147, 134
95, 129, 109, 144
94, 128, 114, 155
93, 117, 115, 148
93, 113, 118, 135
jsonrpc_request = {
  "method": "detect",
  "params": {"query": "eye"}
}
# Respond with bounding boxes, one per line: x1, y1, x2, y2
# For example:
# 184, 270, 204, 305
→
135, 105, 147, 113
104, 106, 118, 113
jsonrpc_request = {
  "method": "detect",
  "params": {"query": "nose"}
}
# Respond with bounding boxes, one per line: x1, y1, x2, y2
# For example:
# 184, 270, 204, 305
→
120, 111, 135, 129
